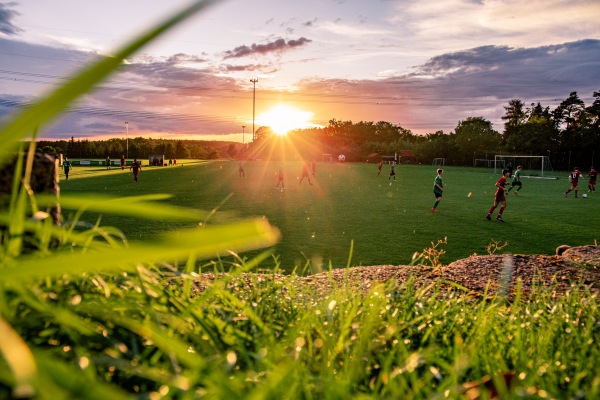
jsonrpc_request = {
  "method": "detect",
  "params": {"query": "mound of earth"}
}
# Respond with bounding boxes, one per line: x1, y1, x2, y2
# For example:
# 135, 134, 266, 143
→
189, 245, 600, 298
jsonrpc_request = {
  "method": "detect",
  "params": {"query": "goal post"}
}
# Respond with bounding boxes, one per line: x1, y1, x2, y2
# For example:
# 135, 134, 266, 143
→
493, 155, 557, 179
432, 158, 445, 166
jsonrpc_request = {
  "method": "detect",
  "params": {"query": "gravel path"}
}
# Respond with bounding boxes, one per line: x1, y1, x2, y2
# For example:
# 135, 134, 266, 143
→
189, 245, 600, 298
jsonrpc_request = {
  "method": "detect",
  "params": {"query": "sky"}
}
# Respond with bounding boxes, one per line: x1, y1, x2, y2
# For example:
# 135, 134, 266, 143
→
0, 0, 599, 142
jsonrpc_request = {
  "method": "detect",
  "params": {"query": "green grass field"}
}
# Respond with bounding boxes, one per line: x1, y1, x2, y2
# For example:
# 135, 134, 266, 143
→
60, 160, 598, 271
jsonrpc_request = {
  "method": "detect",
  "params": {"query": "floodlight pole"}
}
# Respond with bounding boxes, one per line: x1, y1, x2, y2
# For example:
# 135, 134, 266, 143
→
241, 125, 246, 159
125, 121, 129, 159
250, 77, 258, 141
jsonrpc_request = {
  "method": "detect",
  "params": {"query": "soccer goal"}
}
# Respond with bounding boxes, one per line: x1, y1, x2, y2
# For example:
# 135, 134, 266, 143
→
494, 155, 558, 179
473, 158, 504, 169
432, 158, 445, 166
322, 154, 333, 163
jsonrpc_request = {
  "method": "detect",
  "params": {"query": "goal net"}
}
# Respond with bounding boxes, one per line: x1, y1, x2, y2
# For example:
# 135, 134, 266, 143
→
322, 154, 333, 163
474, 158, 504, 168
432, 158, 445, 166
494, 155, 557, 179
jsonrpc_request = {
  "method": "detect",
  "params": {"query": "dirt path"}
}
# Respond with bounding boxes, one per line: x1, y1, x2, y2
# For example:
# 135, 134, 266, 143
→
188, 245, 600, 298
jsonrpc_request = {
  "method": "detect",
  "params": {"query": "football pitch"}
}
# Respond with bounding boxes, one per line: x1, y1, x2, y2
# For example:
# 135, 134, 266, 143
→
60, 160, 598, 271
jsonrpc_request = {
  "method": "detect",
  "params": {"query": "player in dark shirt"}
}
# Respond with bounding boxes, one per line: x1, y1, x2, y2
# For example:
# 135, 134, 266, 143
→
130, 159, 142, 182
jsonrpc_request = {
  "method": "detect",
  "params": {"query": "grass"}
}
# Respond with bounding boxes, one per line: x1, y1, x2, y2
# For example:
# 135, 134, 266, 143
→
1, 2, 598, 397
1, 263, 598, 399
60, 160, 599, 271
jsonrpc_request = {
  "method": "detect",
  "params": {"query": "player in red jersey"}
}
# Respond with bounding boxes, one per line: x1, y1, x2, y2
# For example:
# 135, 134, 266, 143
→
486, 169, 511, 222
588, 166, 597, 192
130, 159, 142, 182
564, 167, 583, 198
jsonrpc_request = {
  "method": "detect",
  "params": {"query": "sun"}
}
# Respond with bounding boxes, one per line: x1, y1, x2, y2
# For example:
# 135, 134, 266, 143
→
257, 105, 314, 136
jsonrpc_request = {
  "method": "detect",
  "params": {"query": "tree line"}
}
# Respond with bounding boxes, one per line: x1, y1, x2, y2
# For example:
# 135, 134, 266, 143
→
37, 90, 598, 171
37, 137, 243, 161
253, 90, 599, 170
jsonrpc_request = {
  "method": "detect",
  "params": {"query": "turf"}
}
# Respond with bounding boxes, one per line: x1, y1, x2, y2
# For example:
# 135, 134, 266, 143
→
60, 160, 598, 271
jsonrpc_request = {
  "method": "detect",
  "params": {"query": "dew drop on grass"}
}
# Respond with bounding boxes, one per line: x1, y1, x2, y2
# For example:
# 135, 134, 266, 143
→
226, 351, 237, 366
79, 357, 90, 369
70, 295, 82, 305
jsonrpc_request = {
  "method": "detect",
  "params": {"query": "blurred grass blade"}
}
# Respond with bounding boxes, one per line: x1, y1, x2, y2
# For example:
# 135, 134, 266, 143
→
34, 352, 131, 400
37, 193, 207, 221
0, 0, 221, 161
0, 219, 279, 281
105, 315, 205, 369
0, 316, 37, 398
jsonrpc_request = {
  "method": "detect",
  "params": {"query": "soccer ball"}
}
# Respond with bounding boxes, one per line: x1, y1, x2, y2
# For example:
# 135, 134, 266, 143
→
582, 194, 587, 198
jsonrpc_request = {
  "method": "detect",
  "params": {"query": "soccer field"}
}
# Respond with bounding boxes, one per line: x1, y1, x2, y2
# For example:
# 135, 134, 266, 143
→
60, 160, 598, 271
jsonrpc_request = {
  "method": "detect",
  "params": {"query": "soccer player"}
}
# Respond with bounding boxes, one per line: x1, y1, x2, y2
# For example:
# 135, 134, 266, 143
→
432, 168, 444, 213
106, 155, 111, 170
130, 159, 142, 182
238, 161, 245, 178
506, 163, 514, 176
564, 167, 583, 198
299, 160, 313, 185
120, 155, 126, 170
63, 156, 72, 180
588, 166, 597, 192
486, 169, 511, 222
389, 161, 396, 181
377, 160, 383, 176
276, 165, 285, 189
507, 165, 523, 195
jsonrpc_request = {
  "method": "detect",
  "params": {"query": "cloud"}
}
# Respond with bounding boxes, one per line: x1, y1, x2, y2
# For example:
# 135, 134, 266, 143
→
0, 2, 22, 36
391, 0, 600, 50
293, 39, 600, 133
317, 20, 391, 37
1, 30, 598, 140
222, 37, 312, 59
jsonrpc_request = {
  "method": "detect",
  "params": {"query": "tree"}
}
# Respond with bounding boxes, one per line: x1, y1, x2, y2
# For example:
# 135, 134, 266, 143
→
453, 117, 501, 165
501, 99, 527, 151
502, 99, 527, 129
254, 126, 274, 142
553, 91, 586, 131
174, 141, 190, 159
227, 143, 238, 158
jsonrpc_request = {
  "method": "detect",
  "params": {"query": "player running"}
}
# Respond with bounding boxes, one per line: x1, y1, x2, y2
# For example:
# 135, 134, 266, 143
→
130, 159, 142, 182
507, 165, 523, 195
299, 160, 313, 185
389, 161, 396, 181
564, 167, 583, 198
120, 155, 126, 170
588, 166, 597, 192
486, 169, 511, 222
377, 160, 383, 176
276, 165, 285, 190
432, 168, 444, 213
62, 156, 72, 180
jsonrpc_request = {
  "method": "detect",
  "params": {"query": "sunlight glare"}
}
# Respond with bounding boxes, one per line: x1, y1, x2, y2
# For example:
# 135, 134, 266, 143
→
257, 105, 314, 136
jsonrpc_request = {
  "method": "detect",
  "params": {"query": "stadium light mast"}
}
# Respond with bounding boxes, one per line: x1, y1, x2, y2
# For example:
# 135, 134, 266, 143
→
125, 121, 129, 159
250, 77, 258, 141
241, 125, 246, 159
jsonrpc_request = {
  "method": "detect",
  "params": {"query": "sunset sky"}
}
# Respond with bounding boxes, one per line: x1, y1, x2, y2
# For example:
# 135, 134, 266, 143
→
1, 0, 599, 142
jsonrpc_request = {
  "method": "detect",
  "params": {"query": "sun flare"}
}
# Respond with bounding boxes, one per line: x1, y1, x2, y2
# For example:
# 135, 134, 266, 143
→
257, 105, 314, 136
